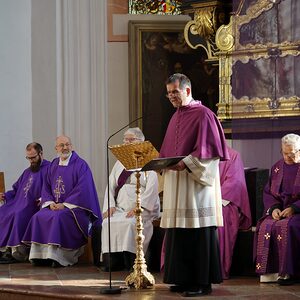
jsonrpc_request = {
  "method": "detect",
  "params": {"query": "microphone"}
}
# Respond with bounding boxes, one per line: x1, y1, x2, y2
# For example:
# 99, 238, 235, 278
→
107, 116, 143, 146
100, 116, 143, 295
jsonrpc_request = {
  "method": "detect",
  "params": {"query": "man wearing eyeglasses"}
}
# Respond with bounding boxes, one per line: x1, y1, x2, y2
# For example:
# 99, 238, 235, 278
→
23, 135, 102, 267
255, 133, 300, 285
0, 143, 49, 264
101, 127, 160, 271
160, 73, 229, 297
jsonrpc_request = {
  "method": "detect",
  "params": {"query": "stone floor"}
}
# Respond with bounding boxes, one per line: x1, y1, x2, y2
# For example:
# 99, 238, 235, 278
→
0, 263, 300, 299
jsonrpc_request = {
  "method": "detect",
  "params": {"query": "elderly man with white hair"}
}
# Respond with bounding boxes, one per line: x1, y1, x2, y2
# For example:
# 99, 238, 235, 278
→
255, 133, 300, 285
23, 135, 102, 267
101, 127, 160, 271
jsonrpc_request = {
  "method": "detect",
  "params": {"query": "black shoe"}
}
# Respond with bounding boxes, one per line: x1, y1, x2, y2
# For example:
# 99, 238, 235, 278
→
123, 252, 135, 271
0, 256, 19, 264
31, 259, 53, 266
182, 285, 212, 297
169, 285, 187, 293
51, 260, 63, 268
277, 277, 298, 286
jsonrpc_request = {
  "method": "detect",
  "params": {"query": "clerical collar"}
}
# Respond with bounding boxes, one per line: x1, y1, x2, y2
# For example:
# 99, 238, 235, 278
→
59, 152, 73, 166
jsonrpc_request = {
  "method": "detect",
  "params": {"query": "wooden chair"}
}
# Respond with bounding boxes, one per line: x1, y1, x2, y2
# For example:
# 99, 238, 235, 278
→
0, 172, 5, 193
78, 237, 93, 264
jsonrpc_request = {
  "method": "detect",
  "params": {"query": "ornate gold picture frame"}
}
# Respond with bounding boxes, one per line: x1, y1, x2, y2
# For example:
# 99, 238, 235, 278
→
216, 0, 300, 120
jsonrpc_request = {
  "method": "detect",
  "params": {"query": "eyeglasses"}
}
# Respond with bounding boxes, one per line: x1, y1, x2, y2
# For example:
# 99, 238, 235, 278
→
280, 149, 300, 159
123, 138, 138, 143
56, 143, 72, 148
165, 89, 182, 99
26, 154, 39, 161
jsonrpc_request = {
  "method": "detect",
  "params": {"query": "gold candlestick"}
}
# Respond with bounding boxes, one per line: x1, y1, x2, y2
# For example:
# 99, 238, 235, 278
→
108, 141, 158, 289
125, 170, 155, 289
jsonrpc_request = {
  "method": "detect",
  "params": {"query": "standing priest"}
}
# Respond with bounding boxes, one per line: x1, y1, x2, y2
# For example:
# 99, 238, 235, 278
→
160, 73, 228, 297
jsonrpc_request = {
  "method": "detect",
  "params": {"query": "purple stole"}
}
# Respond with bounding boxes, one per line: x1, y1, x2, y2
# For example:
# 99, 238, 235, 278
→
256, 217, 289, 274
114, 169, 133, 200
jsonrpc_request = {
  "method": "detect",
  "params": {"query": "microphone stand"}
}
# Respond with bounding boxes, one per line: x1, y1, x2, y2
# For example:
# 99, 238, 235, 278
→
100, 116, 143, 294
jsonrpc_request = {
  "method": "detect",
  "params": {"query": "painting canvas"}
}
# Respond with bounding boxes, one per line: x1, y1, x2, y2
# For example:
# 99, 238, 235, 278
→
128, 20, 219, 150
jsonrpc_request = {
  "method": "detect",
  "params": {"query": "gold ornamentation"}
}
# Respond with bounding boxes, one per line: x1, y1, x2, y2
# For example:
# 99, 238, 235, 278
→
190, 7, 216, 39
54, 176, 65, 203
217, 97, 300, 120
129, 0, 182, 15
264, 233, 270, 240
125, 171, 155, 289
184, 5, 226, 61
109, 141, 158, 171
23, 175, 33, 198
216, 17, 234, 51
277, 234, 282, 241
274, 167, 280, 173
256, 263, 262, 270
234, 0, 275, 51
216, 0, 300, 120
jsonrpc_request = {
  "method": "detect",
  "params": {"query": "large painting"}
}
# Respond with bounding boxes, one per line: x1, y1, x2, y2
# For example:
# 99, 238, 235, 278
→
128, 20, 219, 150
216, 0, 300, 121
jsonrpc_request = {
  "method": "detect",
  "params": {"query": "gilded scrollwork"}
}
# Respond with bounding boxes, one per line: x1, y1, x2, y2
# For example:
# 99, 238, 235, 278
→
215, 17, 234, 52
184, 3, 229, 61
189, 7, 216, 38
216, 0, 300, 120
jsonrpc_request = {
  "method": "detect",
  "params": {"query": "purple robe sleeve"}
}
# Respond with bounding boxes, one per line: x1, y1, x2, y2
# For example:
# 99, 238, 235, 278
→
4, 171, 24, 202
63, 163, 101, 219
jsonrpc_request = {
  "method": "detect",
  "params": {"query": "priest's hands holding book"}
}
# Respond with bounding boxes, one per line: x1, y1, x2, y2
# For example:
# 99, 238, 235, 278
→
168, 160, 187, 171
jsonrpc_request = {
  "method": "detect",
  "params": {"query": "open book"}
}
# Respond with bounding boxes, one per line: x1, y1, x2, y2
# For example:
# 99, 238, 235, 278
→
141, 156, 185, 171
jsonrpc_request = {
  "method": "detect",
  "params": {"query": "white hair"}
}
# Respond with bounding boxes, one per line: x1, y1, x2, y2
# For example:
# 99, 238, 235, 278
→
281, 133, 300, 149
124, 127, 145, 141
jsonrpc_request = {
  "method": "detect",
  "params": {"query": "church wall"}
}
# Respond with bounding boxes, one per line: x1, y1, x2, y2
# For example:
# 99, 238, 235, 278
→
232, 138, 282, 171
0, 0, 32, 189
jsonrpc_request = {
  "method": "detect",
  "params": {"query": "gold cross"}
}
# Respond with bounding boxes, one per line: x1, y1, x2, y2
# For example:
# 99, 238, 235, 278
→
53, 176, 65, 203
264, 233, 270, 240
277, 234, 282, 241
23, 175, 33, 198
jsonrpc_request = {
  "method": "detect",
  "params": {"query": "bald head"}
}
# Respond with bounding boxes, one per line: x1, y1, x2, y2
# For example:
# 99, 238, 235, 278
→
55, 135, 73, 160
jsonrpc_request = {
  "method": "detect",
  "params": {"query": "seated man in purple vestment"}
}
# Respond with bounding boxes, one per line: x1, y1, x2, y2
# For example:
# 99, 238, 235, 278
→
0, 143, 49, 264
254, 133, 300, 285
160, 73, 229, 297
218, 146, 252, 279
23, 135, 102, 267
101, 128, 160, 271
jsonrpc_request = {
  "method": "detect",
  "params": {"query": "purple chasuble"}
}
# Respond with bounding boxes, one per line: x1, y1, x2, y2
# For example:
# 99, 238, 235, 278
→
0, 160, 50, 248
218, 147, 252, 279
159, 100, 229, 160
22, 152, 102, 250
255, 160, 300, 277
219, 147, 252, 230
